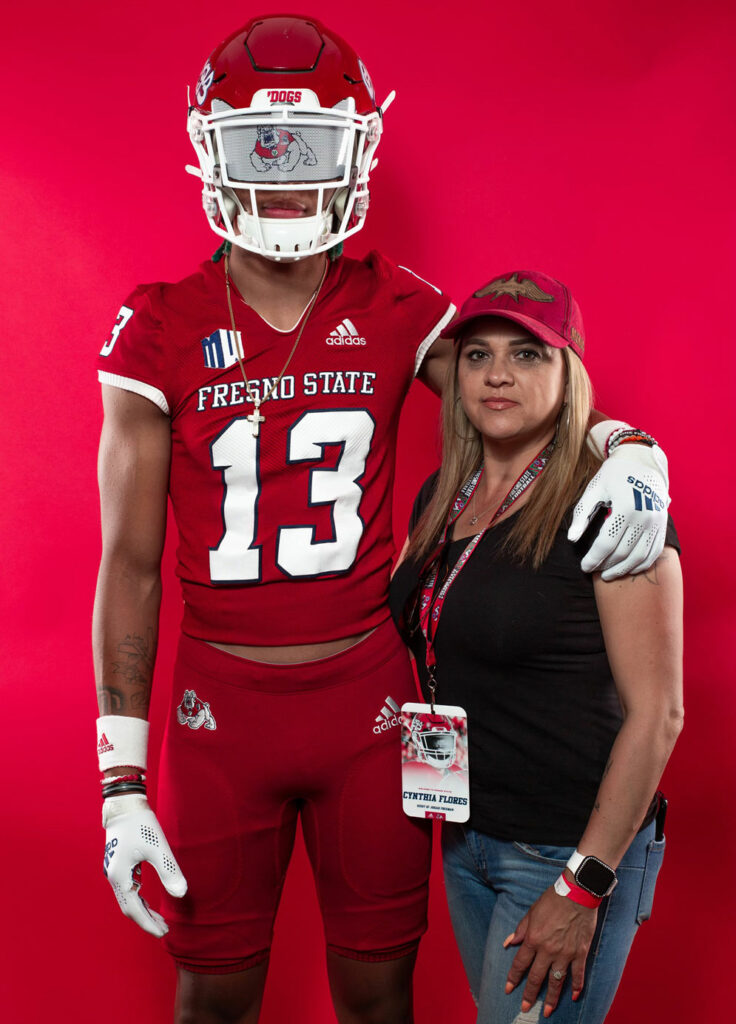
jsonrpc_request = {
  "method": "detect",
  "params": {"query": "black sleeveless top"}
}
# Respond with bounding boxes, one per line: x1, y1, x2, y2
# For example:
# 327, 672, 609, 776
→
389, 470, 680, 845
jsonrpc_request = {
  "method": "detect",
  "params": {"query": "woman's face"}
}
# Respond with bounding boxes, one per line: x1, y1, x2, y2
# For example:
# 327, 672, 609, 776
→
457, 317, 566, 448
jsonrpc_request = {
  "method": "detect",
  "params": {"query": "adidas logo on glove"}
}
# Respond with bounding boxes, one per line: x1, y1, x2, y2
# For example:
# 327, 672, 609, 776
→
627, 476, 666, 512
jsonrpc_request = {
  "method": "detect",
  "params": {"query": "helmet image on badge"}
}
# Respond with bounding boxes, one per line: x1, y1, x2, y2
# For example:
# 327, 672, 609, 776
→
400, 703, 470, 823
410, 713, 458, 769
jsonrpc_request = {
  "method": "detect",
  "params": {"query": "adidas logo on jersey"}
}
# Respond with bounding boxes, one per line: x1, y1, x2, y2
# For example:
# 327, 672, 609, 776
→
98, 733, 114, 755
326, 319, 366, 346
373, 696, 400, 734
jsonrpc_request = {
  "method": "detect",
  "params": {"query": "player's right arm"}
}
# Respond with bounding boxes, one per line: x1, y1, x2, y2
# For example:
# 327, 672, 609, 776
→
93, 384, 187, 937
93, 385, 170, 717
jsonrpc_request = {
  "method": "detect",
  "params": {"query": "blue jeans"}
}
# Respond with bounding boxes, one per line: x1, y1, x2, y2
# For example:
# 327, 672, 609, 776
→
442, 823, 664, 1024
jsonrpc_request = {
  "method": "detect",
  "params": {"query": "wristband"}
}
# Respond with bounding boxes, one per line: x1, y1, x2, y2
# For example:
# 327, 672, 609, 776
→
554, 873, 602, 909
96, 715, 149, 772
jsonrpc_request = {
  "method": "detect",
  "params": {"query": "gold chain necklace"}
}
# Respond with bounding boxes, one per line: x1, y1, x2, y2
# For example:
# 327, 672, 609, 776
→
224, 252, 328, 436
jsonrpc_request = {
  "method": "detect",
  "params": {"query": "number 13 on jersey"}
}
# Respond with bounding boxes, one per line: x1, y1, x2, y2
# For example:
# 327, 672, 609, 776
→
209, 409, 375, 582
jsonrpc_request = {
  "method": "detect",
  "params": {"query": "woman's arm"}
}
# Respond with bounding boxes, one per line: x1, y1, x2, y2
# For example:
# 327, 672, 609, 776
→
577, 547, 684, 862
505, 547, 683, 1018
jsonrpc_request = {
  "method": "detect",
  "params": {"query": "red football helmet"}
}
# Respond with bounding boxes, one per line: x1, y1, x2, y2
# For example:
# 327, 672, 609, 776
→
186, 15, 394, 261
410, 714, 458, 770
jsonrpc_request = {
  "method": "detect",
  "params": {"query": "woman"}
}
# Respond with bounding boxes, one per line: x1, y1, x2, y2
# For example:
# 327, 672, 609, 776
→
390, 271, 683, 1023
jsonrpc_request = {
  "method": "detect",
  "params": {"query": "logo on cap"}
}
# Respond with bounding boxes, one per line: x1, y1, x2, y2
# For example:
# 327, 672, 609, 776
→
474, 273, 555, 304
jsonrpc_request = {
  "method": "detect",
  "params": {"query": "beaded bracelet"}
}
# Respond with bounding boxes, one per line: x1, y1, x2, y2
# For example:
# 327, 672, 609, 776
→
606, 429, 658, 457
100, 773, 146, 787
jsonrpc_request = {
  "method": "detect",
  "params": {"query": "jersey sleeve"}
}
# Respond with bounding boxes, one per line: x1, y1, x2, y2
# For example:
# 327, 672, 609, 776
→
96, 284, 171, 414
394, 264, 456, 377
367, 253, 455, 377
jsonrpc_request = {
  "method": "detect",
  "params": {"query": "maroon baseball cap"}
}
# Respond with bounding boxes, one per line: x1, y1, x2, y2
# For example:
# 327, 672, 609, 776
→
445, 271, 585, 358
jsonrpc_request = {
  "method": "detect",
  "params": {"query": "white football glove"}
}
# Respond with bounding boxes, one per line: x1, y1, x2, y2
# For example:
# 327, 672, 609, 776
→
568, 442, 670, 581
103, 793, 187, 937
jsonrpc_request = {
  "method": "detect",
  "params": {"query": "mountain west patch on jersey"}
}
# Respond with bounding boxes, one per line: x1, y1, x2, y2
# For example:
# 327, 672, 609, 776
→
96, 252, 454, 646
201, 329, 243, 369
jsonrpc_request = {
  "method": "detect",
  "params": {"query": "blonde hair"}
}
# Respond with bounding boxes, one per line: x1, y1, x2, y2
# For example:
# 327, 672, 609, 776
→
406, 345, 601, 570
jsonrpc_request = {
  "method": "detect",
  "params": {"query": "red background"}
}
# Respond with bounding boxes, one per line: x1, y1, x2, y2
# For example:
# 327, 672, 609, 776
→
2, 1, 734, 1020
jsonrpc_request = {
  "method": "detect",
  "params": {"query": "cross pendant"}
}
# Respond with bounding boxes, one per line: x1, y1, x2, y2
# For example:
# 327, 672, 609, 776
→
247, 402, 265, 437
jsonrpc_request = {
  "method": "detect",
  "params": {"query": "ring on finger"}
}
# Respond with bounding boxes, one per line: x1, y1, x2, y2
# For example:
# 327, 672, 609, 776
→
551, 968, 567, 981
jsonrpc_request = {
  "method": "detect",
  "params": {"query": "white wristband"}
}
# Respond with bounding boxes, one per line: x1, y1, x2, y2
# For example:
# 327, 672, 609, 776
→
586, 419, 631, 460
96, 715, 149, 772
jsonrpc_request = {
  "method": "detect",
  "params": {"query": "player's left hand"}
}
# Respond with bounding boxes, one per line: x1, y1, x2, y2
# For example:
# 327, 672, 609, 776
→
503, 885, 597, 1017
568, 444, 670, 580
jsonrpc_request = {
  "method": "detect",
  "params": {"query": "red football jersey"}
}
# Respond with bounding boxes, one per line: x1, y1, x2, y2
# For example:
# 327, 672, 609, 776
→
97, 252, 454, 644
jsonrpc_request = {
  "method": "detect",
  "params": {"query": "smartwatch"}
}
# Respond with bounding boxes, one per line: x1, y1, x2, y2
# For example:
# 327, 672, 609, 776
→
566, 850, 618, 899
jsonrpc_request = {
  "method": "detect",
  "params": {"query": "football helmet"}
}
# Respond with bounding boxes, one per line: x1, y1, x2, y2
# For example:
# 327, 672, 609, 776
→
410, 714, 457, 770
186, 15, 394, 261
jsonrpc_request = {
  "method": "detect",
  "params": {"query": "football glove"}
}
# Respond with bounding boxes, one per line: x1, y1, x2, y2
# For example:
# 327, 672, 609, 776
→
103, 793, 187, 938
568, 440, 669, 581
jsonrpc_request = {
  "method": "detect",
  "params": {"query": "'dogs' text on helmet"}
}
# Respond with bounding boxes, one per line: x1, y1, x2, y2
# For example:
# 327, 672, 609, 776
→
186, 15, 394, 261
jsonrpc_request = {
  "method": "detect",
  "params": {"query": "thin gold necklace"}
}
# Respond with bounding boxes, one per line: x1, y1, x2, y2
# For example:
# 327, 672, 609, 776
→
469, 472, 499, 526
224, 252, 328, 436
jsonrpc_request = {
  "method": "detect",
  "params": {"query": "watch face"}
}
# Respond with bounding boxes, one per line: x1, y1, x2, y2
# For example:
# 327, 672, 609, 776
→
576, 857, 616, 898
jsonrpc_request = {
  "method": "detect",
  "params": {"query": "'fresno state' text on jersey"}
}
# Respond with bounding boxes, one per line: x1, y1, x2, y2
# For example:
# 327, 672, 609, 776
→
98, 253, 454, 644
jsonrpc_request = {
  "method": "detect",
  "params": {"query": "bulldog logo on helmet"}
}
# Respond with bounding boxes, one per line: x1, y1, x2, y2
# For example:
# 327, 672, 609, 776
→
251, 126, 318, 173
176, 689, 217, 731
474, 272, 555, 304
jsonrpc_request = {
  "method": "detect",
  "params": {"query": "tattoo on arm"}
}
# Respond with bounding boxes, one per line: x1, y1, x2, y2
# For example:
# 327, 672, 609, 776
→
629, 562, 660, 586
593, 759, 614, 815
98, 628, 155, 716
98, 687, 125, 715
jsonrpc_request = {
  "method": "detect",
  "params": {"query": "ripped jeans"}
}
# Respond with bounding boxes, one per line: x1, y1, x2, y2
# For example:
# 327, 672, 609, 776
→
442, 822, 664, 1024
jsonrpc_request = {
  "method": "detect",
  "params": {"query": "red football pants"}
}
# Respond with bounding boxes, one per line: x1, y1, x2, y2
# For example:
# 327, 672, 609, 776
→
156, 619, 432, 973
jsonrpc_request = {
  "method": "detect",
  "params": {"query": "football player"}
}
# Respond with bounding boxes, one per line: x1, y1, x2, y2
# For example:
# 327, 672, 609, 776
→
93, 15, 671, 1024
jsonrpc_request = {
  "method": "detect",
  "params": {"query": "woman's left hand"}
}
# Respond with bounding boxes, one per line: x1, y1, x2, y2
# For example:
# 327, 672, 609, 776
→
504, 885, 598, 1018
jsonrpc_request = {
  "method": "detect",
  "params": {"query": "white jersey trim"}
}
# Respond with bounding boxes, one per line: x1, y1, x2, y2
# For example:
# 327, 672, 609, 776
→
398, 265, 444, 295
98, 370, 170, 415
413, 303, 457, 378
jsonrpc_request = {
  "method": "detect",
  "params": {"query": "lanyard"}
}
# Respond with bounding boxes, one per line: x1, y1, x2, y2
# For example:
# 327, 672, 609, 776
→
418, 442, 554, 708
